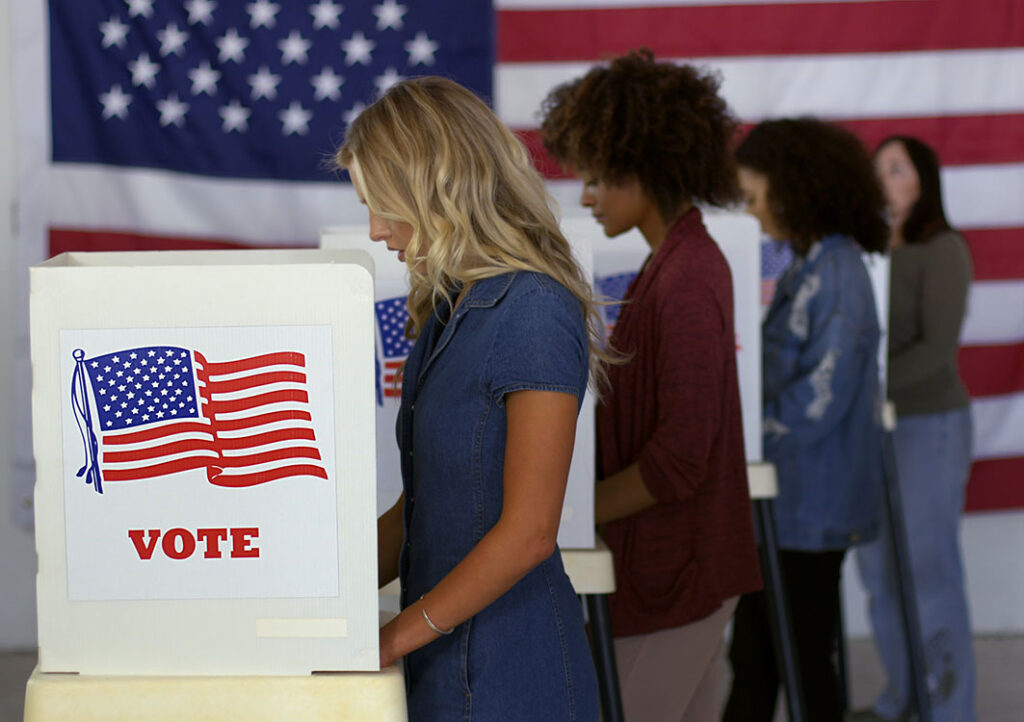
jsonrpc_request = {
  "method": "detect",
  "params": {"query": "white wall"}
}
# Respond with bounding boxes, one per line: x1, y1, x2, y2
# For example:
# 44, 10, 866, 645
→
1, 0, 39, 650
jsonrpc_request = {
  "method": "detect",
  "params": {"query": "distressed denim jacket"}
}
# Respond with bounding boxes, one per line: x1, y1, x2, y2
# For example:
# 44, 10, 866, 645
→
763, 234, 884, 551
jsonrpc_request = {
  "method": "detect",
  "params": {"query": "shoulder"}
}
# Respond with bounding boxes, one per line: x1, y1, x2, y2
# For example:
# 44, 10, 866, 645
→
500, 272, 582, 315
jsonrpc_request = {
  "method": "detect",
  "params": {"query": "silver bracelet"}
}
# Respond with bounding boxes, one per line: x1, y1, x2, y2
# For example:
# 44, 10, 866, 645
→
419, 598, 454, 635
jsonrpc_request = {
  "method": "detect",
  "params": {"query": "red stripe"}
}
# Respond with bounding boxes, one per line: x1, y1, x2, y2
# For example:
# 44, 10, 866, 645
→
102, 420, 212, 445
517, 113, 1024, 183
202, 352, 305, 376
206, 389, 309, 414
218, 446, 322, 468
498, 1, 1022, 62
218, 427, 317, 449
208, 464, 329, 487
383, 388, 401, 398
208, 370, 306, 393
103, 455, 212, 482
964, 228, 1024, 281
104, 439, 217, 464
215, 409, 312, 431
965, 457, 1024, 511
960, 343, 1024, 398
49, 228, 251, 257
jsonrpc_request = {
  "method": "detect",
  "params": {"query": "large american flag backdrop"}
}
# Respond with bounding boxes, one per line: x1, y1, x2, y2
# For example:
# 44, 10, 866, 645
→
12, 0, 1024, 519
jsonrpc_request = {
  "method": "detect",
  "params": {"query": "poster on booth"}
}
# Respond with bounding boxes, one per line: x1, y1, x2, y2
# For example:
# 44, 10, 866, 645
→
31, 250, 379, 675
321, 227, 597, 549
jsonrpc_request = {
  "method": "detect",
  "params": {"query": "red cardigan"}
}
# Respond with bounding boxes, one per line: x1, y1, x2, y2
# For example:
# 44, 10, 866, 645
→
598, 209, 762, 637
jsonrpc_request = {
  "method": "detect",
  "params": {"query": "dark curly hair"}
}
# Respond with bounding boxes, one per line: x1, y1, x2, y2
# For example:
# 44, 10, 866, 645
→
539, 49, 739, 221
735, 118, 888, 256
875, 135, 951, 244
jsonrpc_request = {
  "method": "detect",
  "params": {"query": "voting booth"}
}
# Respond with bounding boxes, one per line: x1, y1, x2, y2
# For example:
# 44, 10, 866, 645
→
29, 249, 381, 677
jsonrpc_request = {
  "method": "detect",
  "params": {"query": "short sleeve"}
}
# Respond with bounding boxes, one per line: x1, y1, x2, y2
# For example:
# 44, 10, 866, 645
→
488, 279, 589, 405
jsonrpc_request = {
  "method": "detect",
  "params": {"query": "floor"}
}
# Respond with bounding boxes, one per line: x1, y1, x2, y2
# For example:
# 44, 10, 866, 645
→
2, 636, 1021, 721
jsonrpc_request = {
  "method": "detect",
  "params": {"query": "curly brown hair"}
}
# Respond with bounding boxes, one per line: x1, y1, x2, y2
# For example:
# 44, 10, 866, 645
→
735, 118, 889, 256
539, 49, 739, 221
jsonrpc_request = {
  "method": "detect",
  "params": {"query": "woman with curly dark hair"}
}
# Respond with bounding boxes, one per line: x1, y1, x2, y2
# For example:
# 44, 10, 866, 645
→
541, 49, 762, 721
723, 118, 888, 722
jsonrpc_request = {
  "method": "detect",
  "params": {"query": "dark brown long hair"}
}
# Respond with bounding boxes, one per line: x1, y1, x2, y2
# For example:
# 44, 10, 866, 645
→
875, 135, 952, 244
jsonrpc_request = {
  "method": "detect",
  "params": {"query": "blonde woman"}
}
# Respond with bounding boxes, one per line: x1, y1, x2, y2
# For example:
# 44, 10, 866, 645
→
337, 77, 607, 720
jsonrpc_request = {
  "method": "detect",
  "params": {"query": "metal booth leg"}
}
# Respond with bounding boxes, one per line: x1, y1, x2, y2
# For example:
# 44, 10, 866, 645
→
583, 593, 625, 722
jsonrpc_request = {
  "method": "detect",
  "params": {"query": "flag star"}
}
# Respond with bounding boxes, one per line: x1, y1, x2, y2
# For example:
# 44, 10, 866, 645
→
247, 0, 280, 29
279, 100, 313, 136
157, 23, 189, 56
118, 384, 126, 391
343, 101, 365, 126
279, 30, 312, 65
188, 60, 221, 96
91, 361, 98, 368
128, 53, 160, 88
99, 16, 130, 49
106, 421, 113, 427
372, 0, 406, 30
129, 352, 137, 359
97, 375, 104, 382
216, 28, 249, 64
173, 358, 182, 365
123, 360, 131, 367
99, 84, 132, 120
157, 93, 190, 127
405, 31, 438, 66
185, 0, 217, 25
116, 370, 124, 377
125, 0, 154, 19
171, 409, 178, 415
99, 388, 107, 396
148, 350, 156, 356
219, 99, 252, 132
127, 392, 135, 399
156, 411, 165, 418
142, 414, 150, 421
126, 419, 133, 424
121, 402, 128, 408
103, 405, 111, 412
310, 0, 343, 30
115, 411, 122, 418
248, 65, 281, 101
113, 356, 121, 363
342, 30, 375, 66
311, 66, 344, 101
374, 66, 403, 95
132, 408, 139, 414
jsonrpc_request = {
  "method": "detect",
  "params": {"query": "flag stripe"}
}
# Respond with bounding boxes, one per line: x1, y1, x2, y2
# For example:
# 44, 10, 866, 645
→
496, 48, 1024, 127
965, 457, 1024, 511
217, 447, 323, 468
103, 455, 214, 482
209, 464, 329, 488
497, 1, 1021, 62
218, 428, 317, 450
203, 352, 306, 376
961, 281, 1024, 346
104, 439, 218, 464
972, 392, 1024, 460
215, 409, 313, 431
209, 371, 307, 394
50, 228, 248, 256
965, 229, 1024, 282
518, 112, 1024, 178
206, 390, 310, 415
960, 344, 1024, 399
102, 420, 212, 445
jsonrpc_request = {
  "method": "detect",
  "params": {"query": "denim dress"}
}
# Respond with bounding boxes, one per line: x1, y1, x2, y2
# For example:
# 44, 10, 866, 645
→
396, 272, 600, 721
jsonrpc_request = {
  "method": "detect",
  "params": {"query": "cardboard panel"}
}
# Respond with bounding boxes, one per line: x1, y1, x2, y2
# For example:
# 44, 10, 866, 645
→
31, 250, 379, 675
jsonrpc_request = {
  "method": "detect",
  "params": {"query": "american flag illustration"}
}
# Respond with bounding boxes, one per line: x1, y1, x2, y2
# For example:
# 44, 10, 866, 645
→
761, 240, 795, 308
375, 296, 413, 403
595, 272, 636, 330
71, 345, 328, 493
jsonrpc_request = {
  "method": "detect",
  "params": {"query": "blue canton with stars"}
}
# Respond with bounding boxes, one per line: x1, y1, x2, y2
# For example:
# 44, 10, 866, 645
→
375, 296, 413, 360
85, 346, 200, 431
48, 0, 494, 182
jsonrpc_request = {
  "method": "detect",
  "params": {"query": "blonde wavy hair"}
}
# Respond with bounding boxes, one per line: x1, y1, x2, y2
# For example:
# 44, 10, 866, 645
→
337, 76, 616, 391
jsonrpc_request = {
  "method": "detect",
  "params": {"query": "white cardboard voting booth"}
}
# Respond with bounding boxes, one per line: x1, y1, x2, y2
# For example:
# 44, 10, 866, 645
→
321, 226, 598, 549
30, 250, 381, 676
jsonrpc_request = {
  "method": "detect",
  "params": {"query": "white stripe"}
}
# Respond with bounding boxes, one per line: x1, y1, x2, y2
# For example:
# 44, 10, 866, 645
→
102, 448, 220, 469
210, 382, 307, 402
50, 164, 1024, 248
215, 401, 314, 420
496, 48, 1024, 127
220, 439, 321, 456
217, 419, 315, 438
962, 281, 1024, 346
972, 392, 1024, 460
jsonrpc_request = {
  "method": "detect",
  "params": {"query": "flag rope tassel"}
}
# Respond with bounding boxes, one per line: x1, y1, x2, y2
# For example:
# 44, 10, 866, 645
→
70, 349, 103, 494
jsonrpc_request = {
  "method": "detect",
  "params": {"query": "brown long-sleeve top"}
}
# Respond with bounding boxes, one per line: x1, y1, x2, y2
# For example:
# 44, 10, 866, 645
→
888, 229, 973, 417
597, 209, 762, 637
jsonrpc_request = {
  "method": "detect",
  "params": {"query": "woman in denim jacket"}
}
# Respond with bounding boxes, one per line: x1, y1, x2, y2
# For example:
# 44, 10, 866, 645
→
338, 78, 615, 720
724, 118, 888, 722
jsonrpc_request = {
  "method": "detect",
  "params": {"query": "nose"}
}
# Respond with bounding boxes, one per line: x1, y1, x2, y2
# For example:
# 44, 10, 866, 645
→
580, 185, 595, 208
368, 211, 389, 243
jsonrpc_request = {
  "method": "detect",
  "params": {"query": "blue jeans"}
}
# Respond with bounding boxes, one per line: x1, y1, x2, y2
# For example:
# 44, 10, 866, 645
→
856, 406, 975, 721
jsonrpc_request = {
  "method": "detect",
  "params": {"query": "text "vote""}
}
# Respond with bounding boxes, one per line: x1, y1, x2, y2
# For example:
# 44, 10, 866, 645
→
128, 527, 260, 560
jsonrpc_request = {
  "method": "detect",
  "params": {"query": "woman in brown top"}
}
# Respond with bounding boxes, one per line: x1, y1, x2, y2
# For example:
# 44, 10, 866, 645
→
852, 136, 976, 722
540, 50, 761, 721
